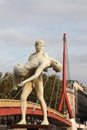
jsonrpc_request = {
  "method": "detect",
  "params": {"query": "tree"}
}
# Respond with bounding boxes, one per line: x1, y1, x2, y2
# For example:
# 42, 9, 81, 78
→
0, 72, 13, 98
0, 71, 62, 110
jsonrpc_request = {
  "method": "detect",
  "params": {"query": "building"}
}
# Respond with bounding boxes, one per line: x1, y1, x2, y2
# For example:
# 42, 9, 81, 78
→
67, 80, 87, 124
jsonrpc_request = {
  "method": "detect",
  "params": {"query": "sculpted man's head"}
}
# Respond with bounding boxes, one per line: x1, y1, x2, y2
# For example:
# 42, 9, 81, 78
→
35, 40, 44, 47
35, 40, 44, 52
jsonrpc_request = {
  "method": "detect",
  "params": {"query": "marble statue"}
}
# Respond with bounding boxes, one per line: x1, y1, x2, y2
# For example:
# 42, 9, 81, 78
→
13, 40, 62, 125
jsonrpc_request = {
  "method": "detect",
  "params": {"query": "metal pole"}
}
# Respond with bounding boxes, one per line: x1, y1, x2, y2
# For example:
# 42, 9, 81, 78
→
57, 33, 73, 118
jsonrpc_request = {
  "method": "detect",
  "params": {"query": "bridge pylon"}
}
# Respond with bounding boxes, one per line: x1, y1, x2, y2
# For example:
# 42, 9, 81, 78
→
57, 33, 73, 119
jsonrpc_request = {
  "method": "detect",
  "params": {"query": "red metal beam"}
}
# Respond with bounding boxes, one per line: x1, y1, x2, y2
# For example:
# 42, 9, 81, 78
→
57, 33, 73, 118
0, 107, 71, 126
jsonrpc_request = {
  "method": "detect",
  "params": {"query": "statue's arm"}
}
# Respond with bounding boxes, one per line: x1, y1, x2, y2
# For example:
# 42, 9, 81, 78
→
18, 63, 48, 86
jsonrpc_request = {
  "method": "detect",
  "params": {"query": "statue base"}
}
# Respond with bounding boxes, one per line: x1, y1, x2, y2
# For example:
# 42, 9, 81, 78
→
11, 124, 53, 130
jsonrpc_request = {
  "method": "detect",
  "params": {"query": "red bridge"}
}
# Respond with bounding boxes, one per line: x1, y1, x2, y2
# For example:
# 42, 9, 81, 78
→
0, 99, 71, 127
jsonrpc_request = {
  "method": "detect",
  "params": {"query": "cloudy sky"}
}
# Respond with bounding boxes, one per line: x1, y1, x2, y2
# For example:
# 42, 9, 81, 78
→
0, 0, 87, 86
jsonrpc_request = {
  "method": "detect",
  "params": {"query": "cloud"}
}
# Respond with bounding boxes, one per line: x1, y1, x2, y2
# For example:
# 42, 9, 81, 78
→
0, 0, 87, 26
0, 0, 87, 86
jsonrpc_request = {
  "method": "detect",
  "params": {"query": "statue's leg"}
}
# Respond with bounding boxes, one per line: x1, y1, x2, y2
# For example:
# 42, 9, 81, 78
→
18, 82, 33, 124
35, 76, 49, 125
13, 64, 28, 90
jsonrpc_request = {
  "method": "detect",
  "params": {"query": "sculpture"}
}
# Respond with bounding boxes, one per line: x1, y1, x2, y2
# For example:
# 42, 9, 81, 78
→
13, 40, 62, 125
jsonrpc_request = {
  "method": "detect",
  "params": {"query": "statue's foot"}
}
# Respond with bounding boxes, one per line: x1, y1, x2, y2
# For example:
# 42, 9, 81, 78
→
17, 120, 26, 124
41, 120, 49, 125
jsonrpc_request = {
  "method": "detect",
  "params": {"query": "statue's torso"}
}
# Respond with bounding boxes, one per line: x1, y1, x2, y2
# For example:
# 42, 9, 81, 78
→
25, 52, 51, 70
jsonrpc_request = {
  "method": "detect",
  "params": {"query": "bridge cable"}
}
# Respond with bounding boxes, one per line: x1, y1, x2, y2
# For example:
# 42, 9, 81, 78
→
0, 53, 29, 67
0, 73, 13, 83
0, 41, 51, 67
12, 87, 23, 100
0, 72, 23, 100
54, 79, 60, 110
66, 41, 71, 81
48, 74, 57, 108
0, 39, 61, 68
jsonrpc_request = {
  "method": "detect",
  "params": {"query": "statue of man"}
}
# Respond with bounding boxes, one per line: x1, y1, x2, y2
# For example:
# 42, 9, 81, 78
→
13, 40, 62, 125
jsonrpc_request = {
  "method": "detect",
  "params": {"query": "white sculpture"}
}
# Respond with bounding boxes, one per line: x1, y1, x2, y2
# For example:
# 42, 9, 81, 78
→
13, 40, 62, 125
70, 118, 77, 130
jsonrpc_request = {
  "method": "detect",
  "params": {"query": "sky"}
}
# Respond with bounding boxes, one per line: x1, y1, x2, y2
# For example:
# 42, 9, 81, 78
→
0, 0, 87, 86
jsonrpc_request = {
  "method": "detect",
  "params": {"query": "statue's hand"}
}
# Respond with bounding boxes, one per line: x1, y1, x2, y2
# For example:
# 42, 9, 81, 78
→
18, 81, 26, 87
